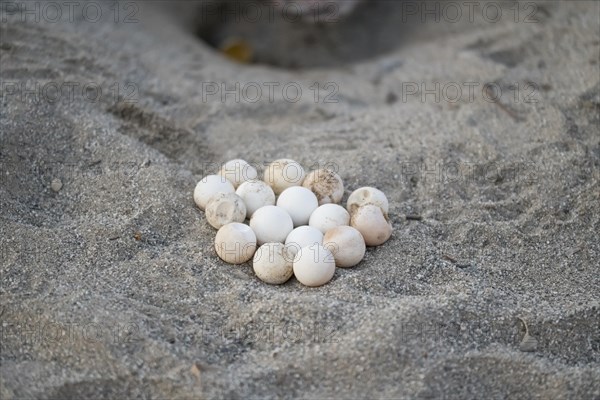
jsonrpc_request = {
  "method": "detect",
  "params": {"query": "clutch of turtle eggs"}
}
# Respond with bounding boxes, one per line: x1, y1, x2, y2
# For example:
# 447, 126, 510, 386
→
194, 159, 392, 287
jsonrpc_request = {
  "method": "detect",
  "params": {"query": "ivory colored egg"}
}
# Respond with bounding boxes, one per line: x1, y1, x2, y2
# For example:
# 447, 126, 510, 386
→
263, 159, 306, 195
218, 159, 258, 188
350, 204, 392, 246
285, 226, 324, 258
253, 242, 294, 284
276, 186, 319, 227
293, 244, 336, 287
194, 175, 235, 210
250, 205, 294, 245
346, 187, 389, 215
214, 222, 257, 264
323, 226, 366, 267
236, 180, 276, 219
205, 192, 247, 229
302, 169, 344, 205
308, 204, 350, 234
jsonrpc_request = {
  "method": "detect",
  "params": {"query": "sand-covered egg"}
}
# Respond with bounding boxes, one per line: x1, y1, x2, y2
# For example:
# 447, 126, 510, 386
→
194, 175, 235, 210
302, 169, 344, 205
214, 222, 257, 264
235, 180, 276, 218
264, 159, 306, 195
253, 242, 294, 284
346, 187, 389, 216
350, 204, 392, 246
323, 226, 366, 267
205, 192, 247, 229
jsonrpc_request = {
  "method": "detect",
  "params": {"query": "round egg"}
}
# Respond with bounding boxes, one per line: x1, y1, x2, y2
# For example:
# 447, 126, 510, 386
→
350, 204, 392, 246
205, 192, 247, 229
218, 159, 258, 188
346, 187, 389, 216
276, 186, 319, 227
214, 222, 257, 264
293, 244, 336, 287
236, 180, 276, 219
308, 204, 350, 234
249, 205, 294, 245
302, 169, 344, 205
253, 242, 294, 284
263, 159, 306, 195
285, 226, 324, 258
194, 175, 235, 210
323, 226, 366, 267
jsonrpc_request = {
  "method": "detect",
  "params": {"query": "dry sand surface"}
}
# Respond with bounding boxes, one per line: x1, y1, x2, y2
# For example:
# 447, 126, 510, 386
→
1, 1, 599, 398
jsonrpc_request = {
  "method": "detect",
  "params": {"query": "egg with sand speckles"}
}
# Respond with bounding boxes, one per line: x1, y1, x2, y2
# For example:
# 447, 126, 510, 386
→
194, 175, 235, 210
214, 222, 257, 264
253, 242, 294, 284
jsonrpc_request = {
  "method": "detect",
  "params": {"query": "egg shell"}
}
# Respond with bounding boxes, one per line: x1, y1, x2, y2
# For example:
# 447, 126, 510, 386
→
214, 222, 257, 264
285, 226, 324, 258
218, 159, 258, 188
350, 204, 392, 246
194, 175, 235, 210
293, 244, 336, 287
346, 187, 389, 216
263, 159, 306, 195
205, 192, 247, 229
253, 242, 294, 284
276, 186, 319, 227
323, 226, 366, 267
250, 205, 294, 245
308, 204, 350, 234
236, 180, 276, 218
302, 169, 344, 205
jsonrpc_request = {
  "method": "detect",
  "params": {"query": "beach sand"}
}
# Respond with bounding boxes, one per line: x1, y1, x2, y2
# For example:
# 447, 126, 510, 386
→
1, 1, 599, 398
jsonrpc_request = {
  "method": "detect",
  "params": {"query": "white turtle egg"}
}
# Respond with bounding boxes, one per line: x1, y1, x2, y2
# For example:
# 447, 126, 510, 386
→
252, 242, 294, 284
263, 159, 306, 195
284, 226, 324, 258
205, 192, 247, 229
214, 222, 257, 264
236, 180, 276, 219
276, 186, 319, 227
218, 159, 258, 188
346, 187, 389, 216
293, 244, 336, 287
193, 175, 235, 210
249, 205, 294, 245
323, 226, 366, 267
350, 204, 392, 246
308, 204, 350, 234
